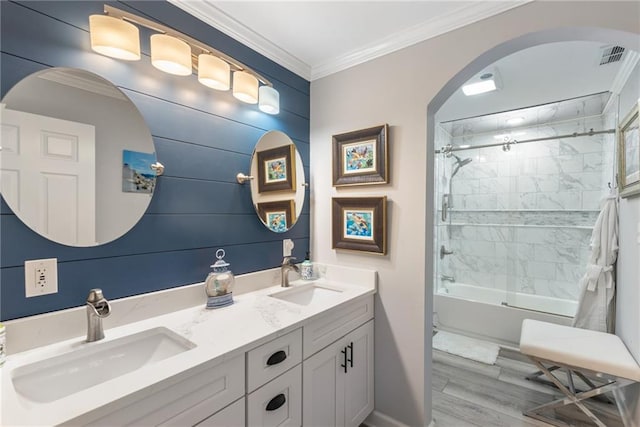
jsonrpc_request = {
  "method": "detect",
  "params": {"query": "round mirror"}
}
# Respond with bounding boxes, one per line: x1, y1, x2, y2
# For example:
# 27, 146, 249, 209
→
0, 68, 157, 246
249, 131, 305, 232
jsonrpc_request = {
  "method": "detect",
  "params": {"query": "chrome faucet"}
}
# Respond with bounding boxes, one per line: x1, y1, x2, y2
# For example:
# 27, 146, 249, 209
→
281, 256, 300, 287
86, 288, 111, 342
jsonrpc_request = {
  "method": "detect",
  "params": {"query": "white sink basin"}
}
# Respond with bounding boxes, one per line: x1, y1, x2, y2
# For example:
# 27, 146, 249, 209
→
269, 283, 343, 306
12, 327, 196, 403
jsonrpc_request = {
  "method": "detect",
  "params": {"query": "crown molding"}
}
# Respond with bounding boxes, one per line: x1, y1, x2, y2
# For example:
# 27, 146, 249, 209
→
169, 0, 531, 82
167, 0, 312, 80
311, 1, 532, 80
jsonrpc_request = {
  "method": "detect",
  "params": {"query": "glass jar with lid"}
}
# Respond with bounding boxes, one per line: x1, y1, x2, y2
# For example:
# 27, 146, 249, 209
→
204, 249, 235, 309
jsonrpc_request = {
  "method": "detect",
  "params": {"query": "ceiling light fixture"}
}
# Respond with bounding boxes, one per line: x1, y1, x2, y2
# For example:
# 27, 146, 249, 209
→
462, 79, 496, 96
506, 117, 525, 125
462, 70, 500, 96
89, 5, 279, 113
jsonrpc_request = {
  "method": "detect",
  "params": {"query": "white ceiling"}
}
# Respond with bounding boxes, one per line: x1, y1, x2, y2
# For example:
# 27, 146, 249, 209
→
437, 41, 638, 122
169, 0, 530, 80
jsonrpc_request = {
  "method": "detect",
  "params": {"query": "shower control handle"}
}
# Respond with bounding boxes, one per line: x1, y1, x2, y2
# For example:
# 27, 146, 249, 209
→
441, 194, 449, 222
440, 245, 454, 259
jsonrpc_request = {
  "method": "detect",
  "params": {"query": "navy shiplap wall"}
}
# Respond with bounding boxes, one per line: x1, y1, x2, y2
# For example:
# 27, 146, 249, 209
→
0, 1, 310, 320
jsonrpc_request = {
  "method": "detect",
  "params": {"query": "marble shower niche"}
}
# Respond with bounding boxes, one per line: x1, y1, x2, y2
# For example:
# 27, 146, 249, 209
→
435, 93, 615, 316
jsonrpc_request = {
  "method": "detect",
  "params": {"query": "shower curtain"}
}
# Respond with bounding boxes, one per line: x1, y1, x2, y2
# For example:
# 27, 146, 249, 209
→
572, 195, 618, 333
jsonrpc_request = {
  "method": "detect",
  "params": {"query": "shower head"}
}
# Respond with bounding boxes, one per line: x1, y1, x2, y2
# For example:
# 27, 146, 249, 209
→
451, 154, 473, 178
453, 154, 473, 167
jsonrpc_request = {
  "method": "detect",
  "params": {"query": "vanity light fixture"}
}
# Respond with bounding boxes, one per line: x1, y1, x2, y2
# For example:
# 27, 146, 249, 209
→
259, 86, 280, 114
89, 15, 140, 61
89, 5, 279, 113
150, 34, 192, 76
233, 71, 259, 104
198, 55, 230, 90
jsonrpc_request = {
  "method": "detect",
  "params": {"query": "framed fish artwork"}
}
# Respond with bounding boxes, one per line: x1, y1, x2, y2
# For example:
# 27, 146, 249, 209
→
257, 144, 296, 193
257, 200, 295, 233
332, 124, 389, 187
332, 196, 387, 254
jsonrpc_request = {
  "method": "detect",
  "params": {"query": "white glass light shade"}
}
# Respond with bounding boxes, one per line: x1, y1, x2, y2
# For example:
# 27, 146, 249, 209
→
232, 71, 259, 104
462, 79, 497, 96
258, 86, 280, 114
198, 55, 230, 90
89, 15, 140, 61
150, 34, 192, 76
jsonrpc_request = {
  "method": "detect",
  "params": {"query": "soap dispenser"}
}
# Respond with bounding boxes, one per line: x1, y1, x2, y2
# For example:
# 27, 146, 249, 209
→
301, 251, 313, 280
204, 249, 235, 309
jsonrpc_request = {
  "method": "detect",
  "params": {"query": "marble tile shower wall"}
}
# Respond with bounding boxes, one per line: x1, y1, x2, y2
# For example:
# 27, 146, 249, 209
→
441, 114, 614, 302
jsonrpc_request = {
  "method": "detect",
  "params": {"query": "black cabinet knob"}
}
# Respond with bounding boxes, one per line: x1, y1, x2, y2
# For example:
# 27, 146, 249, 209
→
266, 350, 287, 366
266, 393, 286, 411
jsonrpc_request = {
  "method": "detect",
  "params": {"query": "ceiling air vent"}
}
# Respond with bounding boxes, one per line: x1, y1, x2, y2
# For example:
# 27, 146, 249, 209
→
599, 45, 626, 65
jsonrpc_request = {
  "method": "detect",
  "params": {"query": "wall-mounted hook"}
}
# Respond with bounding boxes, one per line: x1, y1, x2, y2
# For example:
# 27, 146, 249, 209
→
236, 173, 254, 184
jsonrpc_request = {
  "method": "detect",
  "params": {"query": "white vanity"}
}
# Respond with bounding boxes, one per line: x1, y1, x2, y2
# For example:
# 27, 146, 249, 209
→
0, 264, 376, 426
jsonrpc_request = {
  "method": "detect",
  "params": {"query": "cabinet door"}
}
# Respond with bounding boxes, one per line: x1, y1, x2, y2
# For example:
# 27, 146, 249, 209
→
343, 320, 374, 427
196, 398, 245, 427
302, 338, 346, 427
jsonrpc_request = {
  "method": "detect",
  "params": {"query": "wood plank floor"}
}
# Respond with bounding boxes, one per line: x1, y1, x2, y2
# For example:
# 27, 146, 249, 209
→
432, 345, 625, 427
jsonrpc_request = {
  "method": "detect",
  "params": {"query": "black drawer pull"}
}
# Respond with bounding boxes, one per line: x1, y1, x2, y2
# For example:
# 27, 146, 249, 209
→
348, 342, 354, 368
340, 347, 348, 373
266, 350, 287, 366
266, 393, 286, 411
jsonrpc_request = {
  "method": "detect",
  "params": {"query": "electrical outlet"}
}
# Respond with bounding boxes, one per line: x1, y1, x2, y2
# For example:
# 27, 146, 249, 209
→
282, 239, 294, 257
25, 258, 58, 297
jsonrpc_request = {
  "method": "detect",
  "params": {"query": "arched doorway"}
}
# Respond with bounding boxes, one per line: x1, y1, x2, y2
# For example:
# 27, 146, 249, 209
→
425, 27, 639, 425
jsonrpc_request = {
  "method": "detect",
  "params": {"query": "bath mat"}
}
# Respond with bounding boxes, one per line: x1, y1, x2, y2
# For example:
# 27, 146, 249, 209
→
433, 331, 499, 365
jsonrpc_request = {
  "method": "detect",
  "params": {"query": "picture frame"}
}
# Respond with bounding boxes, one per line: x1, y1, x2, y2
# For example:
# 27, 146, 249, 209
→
122, 150, 156, 194
257, 200, 295, 233
257, 144, 296, 193
332, 124, 389, 187
618, 102, 640, 198
332, 196, 387, 254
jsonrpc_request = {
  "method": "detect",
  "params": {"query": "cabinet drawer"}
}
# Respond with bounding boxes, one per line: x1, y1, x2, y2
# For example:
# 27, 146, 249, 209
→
83, 354, 245, 426
303, 295, 374, 359
196, 397, 245, 427
247, 365, 302, 427
247, 328, 302, 392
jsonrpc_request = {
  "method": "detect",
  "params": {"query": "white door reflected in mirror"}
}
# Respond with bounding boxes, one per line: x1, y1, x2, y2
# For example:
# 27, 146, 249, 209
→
249, 130, 305, 233
0, 68, 157, 247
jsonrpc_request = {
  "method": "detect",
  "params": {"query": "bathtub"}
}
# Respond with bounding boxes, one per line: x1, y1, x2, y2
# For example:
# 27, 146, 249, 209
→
434, 282, 576, 347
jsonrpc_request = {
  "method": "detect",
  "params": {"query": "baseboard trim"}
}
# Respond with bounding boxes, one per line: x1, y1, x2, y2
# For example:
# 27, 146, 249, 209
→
364, 410, 415, 427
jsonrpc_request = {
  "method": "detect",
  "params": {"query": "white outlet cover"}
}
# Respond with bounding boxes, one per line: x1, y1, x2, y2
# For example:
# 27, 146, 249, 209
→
25, 258, 58, 298
282, 239, 294, 257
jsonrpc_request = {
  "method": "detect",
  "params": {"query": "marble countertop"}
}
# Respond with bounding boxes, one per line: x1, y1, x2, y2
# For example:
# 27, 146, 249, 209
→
0, 265, 376, 426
